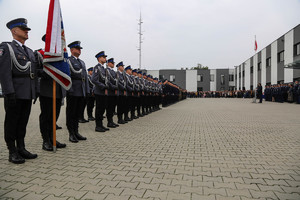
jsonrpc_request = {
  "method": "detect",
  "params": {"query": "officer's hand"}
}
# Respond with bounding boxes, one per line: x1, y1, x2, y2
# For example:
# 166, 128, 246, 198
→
6, 93, 16, 107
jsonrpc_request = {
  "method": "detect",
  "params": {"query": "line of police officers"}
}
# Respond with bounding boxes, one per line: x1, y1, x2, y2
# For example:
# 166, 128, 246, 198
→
0, 18, 184, 164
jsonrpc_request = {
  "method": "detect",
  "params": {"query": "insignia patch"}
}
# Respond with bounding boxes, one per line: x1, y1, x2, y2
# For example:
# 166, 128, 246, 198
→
0, 49, 4, 56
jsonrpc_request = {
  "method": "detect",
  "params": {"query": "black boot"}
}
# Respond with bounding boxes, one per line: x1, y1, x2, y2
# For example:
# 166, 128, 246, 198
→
69, 130, 78, 143
42, 141, 53, 151
55, 141, 67, 148
107, 118, 117, 128
18, 148, 38, 159
9, 151, 25, 164
95, 120, 107, 132
74, 130, 87, 140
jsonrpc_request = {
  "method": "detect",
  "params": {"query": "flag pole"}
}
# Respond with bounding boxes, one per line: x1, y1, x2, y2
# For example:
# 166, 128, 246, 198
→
53, 79, 57, 153
253, 35, 257, 103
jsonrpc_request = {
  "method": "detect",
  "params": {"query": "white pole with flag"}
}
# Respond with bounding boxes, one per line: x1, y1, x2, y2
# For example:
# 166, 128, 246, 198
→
43, 0, 72, 152
253, 35, 258, 103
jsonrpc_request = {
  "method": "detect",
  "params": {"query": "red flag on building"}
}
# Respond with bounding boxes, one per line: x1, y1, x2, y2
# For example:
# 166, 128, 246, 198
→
254, 36, 258, 52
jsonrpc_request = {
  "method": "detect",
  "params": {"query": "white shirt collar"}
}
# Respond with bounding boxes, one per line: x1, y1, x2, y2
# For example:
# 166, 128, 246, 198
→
14, 39, 23, 47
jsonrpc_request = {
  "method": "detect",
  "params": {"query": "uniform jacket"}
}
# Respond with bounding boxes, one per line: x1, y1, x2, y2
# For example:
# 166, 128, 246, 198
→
0, 40, 37, 100
106, 67, 118, 96
91, 63, 108, 96
117, 70, 126, 96
125, 73, 133, 96
87, 74, 94, 95
68, 56, 89, 97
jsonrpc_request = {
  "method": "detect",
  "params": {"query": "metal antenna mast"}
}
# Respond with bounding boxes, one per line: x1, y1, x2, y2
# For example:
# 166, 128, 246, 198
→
138, 11, 143, 69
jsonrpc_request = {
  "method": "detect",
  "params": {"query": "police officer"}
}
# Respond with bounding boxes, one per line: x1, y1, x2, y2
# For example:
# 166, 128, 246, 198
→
86, 67, 95, 121
137, 71, 144, 117
35, 34, 66, 151
0, 18, 37, 164
131, 69, 139, 119
106, 58, 119, 128
66, 41, 88, 142
116, 62, 127, 124
142, 73, 149, 115
124, 66, 134, 121
92, 51, 110, 132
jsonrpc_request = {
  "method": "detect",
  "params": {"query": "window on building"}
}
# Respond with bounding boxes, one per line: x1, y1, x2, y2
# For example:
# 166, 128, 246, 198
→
258, 62, 261, 71
220, 75, 225, 85
266, 57, 271, 67
159, 75, 164, 80
239, 72, 241, 78
210, 74, 214, 82
229, 74, 234, 82
250, 66, 253, 74
197, 74, 203, 82
242, 71, 245, 77
294, 43, 300, 56
278, 51, 284, 62
197, 87, 203, 91
169, 75, 175, 82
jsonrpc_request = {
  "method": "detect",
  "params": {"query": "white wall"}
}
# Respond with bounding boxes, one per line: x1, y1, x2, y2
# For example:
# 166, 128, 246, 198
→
253, 54, 258, 87
237, 66, 240, 89
147, 70, 159, 79
245, 59, 250, 90
261, 48, 266, 90
185, 70, 197, 92
284, 29, 294, 83
271, 40, 278, 84
210, 69, 216, 91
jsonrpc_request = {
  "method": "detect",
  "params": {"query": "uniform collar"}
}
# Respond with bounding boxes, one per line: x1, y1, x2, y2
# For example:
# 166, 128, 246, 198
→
13, 39, 23, 47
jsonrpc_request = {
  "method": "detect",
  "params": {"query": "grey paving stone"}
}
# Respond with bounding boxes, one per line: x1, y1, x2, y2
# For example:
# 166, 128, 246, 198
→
0, 98, 299, 200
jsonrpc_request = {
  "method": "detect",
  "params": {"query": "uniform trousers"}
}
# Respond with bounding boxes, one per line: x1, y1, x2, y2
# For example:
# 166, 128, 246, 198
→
39, 96, 62, 143
86, 95, 95, 118
95, 95, 107, 126
66, 95, 84, 133
117, 95, 126, 120
106, 95, 117, 122
4, 98, 32, 152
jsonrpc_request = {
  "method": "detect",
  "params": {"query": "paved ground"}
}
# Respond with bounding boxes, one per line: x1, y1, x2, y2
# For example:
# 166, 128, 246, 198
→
0, 98, 299, 200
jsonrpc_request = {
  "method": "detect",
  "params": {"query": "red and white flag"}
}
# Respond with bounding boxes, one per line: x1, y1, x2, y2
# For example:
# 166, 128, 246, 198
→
43, 0, 72, 90
254, 36, 258, 52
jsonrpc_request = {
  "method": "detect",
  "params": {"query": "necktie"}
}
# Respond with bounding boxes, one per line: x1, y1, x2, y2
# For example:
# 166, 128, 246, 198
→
22, 45, 29, 56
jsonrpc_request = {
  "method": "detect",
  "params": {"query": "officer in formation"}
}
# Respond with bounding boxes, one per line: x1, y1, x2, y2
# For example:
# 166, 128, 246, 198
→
106, 58, 119, 128
86, 67, 95, 121
0, 18, 38, 164
66, 41, 88, 142
116, 62, 127, 124
35, 34, 66, 151
91, 51, 110, 132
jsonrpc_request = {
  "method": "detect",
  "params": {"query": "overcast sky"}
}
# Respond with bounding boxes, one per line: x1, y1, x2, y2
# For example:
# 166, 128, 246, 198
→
0, 0, 299, 70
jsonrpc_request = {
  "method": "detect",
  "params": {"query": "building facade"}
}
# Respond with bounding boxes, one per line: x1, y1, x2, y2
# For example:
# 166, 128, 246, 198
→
146, 68, 235, 92
235, 24, 300, 91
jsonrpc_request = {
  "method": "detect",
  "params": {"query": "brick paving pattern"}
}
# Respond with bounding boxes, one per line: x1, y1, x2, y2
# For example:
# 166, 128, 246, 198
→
0, 98, 299, 200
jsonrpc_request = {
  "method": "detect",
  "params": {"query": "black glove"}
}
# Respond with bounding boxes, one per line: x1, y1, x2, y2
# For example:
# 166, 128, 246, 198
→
5, 93, 16, 107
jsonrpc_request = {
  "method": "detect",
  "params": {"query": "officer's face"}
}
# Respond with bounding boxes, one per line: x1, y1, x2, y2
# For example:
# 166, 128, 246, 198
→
118, 66, 124, 72
133, 72, 137, 76
108, 62, 114, 68
126, 69, 132, 75
99, 56, 106, 63
12, 27, 29, 41
88, 70, 93, 75
71, 48, 81, 57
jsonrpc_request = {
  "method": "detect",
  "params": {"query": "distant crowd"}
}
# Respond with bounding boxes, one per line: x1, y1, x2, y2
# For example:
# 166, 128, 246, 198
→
187, 80, 300, 104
